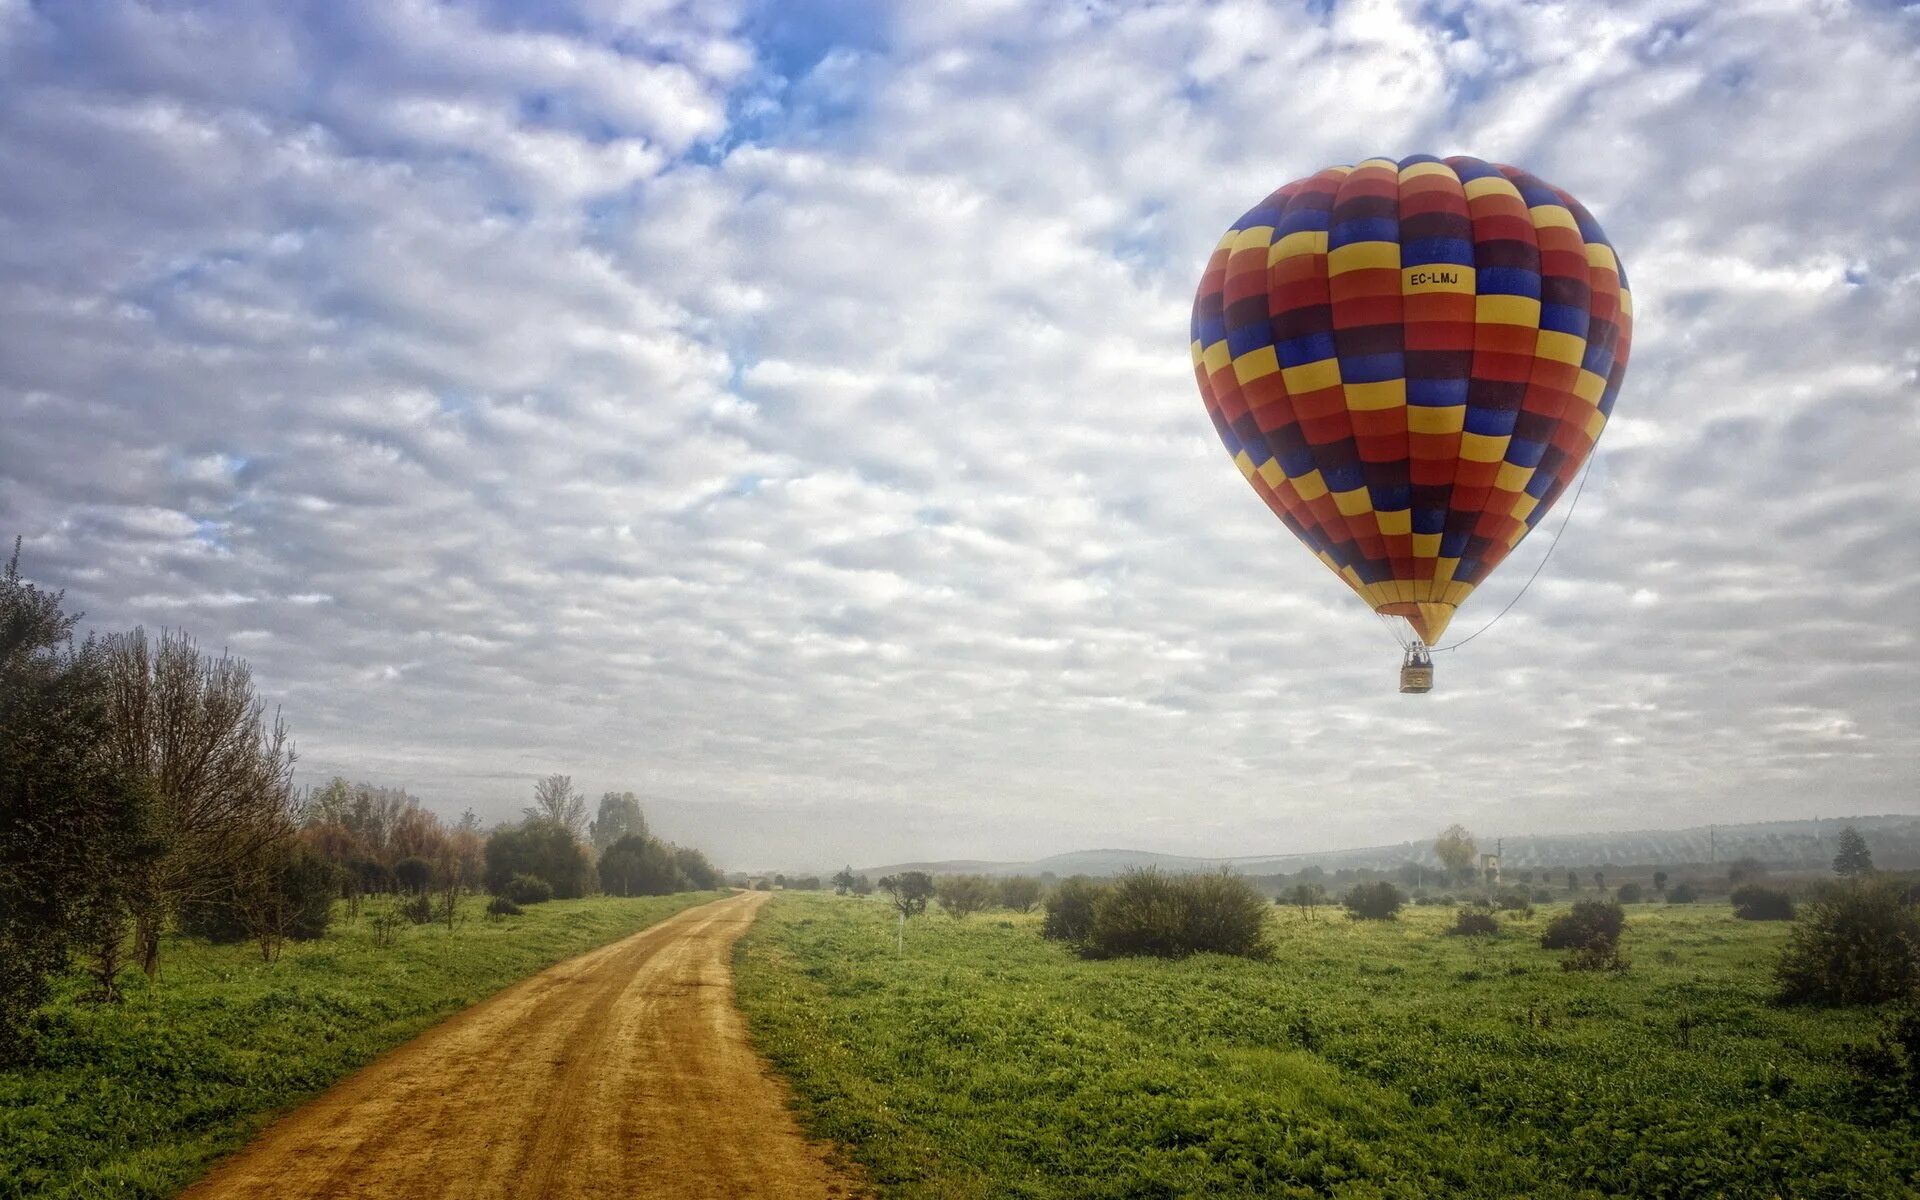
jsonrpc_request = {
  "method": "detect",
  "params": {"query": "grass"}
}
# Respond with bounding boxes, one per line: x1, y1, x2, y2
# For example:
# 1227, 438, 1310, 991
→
736, 893, 1920, 1199
0, 890, 726, 1200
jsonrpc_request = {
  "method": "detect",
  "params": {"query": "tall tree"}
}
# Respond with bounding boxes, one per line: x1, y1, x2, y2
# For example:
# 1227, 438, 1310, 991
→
525, 774, 588, 841
589, 791, 646, 850
1833, 826, 1874, 878
0, 543, 150, 1057
103, 627, 298, 976
1434, 824, 1477, 880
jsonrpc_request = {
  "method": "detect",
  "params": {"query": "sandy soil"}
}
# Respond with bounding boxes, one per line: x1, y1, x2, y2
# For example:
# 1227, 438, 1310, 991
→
179, 890, 865, 1199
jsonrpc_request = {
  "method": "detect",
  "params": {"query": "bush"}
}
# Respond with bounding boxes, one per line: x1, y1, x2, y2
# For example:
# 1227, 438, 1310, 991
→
1449, 907, 1500, 937
1041, 876, 1103, 943
486, 895, 522, 919
1732, 885, 1796, 921
1841, 1007, 1920, 1116
393, 856, 433, 894
484, 823, 591, 899
998, 876, 1044, 913
1668, 881, 1701, 904
1494, 890, 1533, 914
1542, 900, 1625, 950
1616, 882, 1646, 904
1776, 881, 1920, 1006
1081, 870, 1270, 960
935, 874, 997, 919
1343, 881, 1406, 921
599, 833, 685, 896
398, 893, 435, 925
503, 874, 552, 905
1531, 888, 1555, 903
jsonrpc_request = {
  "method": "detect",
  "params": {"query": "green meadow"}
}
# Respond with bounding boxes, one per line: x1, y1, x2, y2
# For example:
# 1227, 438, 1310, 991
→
0, 891, 725, 1200
735, 892, 1918, 1199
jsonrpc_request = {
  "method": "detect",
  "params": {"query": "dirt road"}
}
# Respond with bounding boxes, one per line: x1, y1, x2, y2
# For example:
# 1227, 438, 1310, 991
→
180, 890, 864, 1200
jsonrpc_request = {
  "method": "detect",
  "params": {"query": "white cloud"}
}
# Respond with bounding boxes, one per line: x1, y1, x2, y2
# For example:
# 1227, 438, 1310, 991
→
3, 0, 1916, 869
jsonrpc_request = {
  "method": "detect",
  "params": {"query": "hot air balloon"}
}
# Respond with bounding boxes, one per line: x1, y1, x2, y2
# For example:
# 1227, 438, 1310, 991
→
1190, 155, 1632, 692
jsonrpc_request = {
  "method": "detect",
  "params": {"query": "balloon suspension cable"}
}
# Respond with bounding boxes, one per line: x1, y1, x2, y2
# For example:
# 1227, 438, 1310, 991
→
1430, 454, 1596, 654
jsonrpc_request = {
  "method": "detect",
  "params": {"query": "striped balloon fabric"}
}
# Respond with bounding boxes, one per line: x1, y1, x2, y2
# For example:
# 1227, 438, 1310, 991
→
1191, 155, 1632, 648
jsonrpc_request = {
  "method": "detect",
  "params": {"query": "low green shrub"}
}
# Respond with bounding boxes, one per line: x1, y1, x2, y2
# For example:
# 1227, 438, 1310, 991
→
1542, 900, 1625, 950
1731, 885, 1795, 922
486, 895, 522, 919
1776, 881, 1920, 1006
1448, 907, 1500, 937
1040, 876, 1102, 943
1343, 881, 1406, 921
1080, 870, 1270, 960
504, 874, 553, 905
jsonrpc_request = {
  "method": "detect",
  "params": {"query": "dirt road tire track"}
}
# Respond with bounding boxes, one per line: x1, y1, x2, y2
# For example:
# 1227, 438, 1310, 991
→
179, 890, 865, 1200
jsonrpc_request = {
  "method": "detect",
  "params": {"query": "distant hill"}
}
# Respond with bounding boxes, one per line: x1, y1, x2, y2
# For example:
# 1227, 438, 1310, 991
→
855, 814, 1920, 880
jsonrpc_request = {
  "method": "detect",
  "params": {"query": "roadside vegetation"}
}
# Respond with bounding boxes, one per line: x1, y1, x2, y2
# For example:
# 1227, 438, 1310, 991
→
1, 542, 732, 1197
1, 891, 723, 1198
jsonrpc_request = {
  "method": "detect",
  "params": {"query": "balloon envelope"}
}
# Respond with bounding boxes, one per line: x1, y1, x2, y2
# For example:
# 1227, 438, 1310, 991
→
1191, 155, 1632, 646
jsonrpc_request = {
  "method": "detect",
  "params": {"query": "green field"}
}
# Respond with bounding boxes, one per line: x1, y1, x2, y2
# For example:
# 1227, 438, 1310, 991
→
736, 892, 1918, 1199
0, 891, 726, 1200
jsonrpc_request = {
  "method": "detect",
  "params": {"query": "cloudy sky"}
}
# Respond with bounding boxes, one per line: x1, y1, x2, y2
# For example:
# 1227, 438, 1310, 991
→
4, 0, 1917, 869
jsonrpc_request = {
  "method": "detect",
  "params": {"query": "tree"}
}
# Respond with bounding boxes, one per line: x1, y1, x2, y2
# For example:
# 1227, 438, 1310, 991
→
393, 856, 433, 894
1592, 871, 1606, 891
1833, 827, 1874, 878
590, 791, 646, 850
598, 833, 684, 896
1653, 870, 1669, 896
998, 875, 1044, 913
935, 874, 996, 919
879, 871, 935, 917
1287, 882, 1326, 920
0, 545, 153, 1056
1727, 857, 1767, 885
102, 628, 298, 977
1435, 825, 1476, 881
879, 871, 935, 952
831, 865, 857, 895
1566, 870, 1580, 893
673, 846, 721, 890
484, 821, 592, 898
850, 873, 873, 896
525, 774, 588, 841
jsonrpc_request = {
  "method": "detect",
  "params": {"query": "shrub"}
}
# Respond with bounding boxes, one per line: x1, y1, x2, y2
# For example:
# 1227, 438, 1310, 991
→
1668, 881, 1701, 904
1531, 888, 1554, 903
1081, 870, 1270, 959
1542, 900, 1626, 950
1449, 907, 1500, 937
486, 895, 522, 919
1841, 1007, 1920, 1116
998, 875, 1044, 913
599, 833, 685, 896
1776, 881, 1920, 1006
484, 823, 592, 899
1494, 890, 1533, 914
1343, 881, 1406, 921
1732, 885, 1796, 921
503, 873, 553, 905
1041, 876, 1104, 943
393, 856, 433, 894
398, 893, 435, 925
1616, 882, 1647, 904
935, 874, 997, 919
